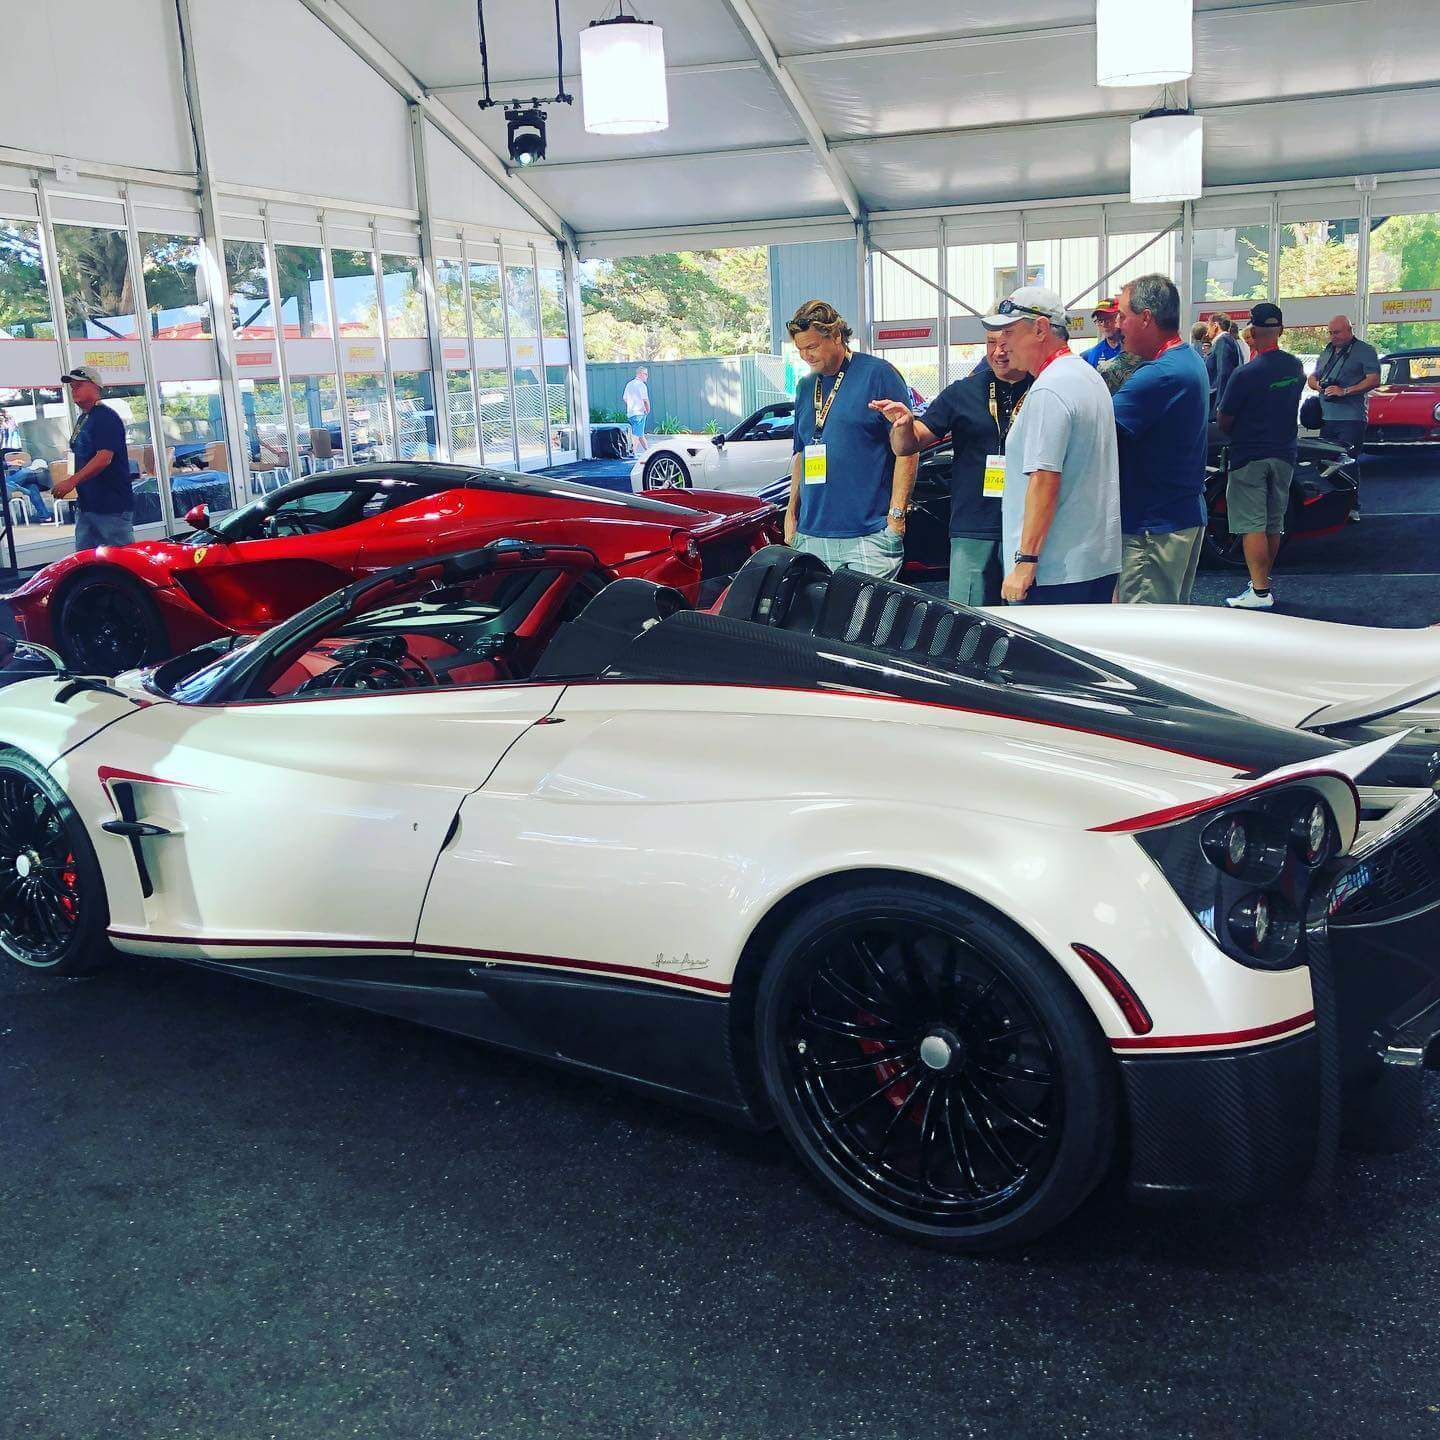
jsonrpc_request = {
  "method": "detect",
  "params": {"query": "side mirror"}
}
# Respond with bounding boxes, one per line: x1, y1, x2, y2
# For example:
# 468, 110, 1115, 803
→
711, 433, 726, 448
185, 503, 210, 531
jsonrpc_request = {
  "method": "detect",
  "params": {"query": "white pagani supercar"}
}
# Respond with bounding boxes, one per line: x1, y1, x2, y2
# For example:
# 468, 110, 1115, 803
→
2, 542, 1439, 1250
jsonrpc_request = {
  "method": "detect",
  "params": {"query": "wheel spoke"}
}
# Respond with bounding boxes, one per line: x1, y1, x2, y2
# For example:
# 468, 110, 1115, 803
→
797, 1008, 899, 1042
829, 1063, 921, 1124
806, 1043, 913, 1074
956, 1076, 1024, 1177
969, 1075, 1050, 1138
942, 1083, 981, 1193
975, 1061, 1053, 1086
816, 957, 900, 1020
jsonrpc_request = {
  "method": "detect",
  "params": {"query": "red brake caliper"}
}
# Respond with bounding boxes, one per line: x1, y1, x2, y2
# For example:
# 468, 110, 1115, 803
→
59, 852, 79, 925
856, 1008, 917, 1115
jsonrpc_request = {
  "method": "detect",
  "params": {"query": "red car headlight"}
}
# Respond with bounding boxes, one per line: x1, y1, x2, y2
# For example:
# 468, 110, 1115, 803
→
1431, 402, 1440, 423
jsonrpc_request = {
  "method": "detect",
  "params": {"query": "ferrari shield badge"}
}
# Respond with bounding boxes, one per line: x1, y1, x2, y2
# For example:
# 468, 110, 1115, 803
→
193, 547, 208, 564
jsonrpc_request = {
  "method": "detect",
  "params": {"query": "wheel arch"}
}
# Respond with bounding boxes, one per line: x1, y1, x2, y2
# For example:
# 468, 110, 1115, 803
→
724, 866, 1112, 1123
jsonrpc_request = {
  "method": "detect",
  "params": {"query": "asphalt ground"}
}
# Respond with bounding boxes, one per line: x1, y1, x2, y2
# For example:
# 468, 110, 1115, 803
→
4, 452, 1440, 1439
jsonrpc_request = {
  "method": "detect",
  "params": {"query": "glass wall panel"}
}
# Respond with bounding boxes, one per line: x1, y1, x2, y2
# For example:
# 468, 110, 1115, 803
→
1367, 212, 1440, 351
51, 223, 152, 525
141, 232, 232, 518
437, 259, 478, 463
1105, 231, 1178, 294
383, 254, 436, 459
0, 221, 55, 338
947, 344, 987, 381
225, 240, 292, 491
471, 259, 514, 467
0, 221, 67, 547
1277, 219, 1359, 300
945, 242, 1023, 314
275, 245, 340, 471
1025, 238, 1100, 308
891, 348, 940, 406
506, 262, 546, 467
331, 248, 387, 460
1192, 225, 1270, 302
874, 248, 937, 322
539, 264, 573, 458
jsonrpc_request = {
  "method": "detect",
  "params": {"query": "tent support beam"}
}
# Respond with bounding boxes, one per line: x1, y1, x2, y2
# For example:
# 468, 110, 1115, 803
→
292, 0, 572, 245
716, 0, 863, 222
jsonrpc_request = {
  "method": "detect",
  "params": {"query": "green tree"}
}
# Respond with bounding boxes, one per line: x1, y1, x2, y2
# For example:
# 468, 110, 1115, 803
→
580, 247, 770, 361
1240, 221, 1358, 301
1367, 211, 1440, 351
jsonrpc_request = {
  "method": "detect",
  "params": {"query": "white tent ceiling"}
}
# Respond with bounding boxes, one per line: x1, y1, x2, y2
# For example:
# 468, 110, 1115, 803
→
326, 0, 1440, 245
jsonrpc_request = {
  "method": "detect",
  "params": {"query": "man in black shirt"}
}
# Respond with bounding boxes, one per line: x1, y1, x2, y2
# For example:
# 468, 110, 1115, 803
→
872, 330, 1031, 604
1216, 303, 1304, 610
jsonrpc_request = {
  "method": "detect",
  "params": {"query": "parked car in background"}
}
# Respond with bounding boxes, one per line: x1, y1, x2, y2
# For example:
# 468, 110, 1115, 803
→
630, 402, 795, 493
1365, 349, 1440, 450
6, 463, 780, 675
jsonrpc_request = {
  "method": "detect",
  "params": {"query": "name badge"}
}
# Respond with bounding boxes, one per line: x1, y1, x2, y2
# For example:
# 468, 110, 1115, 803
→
983, 453, 1006, 498
803, 443, 827, 485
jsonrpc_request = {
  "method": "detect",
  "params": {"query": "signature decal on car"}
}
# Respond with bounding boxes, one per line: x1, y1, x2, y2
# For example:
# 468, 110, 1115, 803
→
654, 951, 707, 972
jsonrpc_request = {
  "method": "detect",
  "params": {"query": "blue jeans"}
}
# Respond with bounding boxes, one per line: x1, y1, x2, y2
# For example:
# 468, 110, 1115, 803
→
5, 461, 52, 521
74, 510, 135, 551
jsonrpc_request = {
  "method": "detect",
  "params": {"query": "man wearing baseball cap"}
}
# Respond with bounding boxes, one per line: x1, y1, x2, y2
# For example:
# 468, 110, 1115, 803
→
981, 286, 1121, 605
52, 365, 134, 550
1215, 302, 1305, 609
1080, 298, 1123, 371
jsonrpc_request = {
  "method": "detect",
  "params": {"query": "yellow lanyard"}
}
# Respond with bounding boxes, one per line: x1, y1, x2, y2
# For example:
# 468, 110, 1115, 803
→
813, 358, 849, 435
989, 381, 1022, 451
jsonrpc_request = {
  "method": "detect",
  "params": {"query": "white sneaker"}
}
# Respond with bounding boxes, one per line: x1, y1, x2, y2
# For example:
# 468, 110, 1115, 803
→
1225, 584, 1274, 610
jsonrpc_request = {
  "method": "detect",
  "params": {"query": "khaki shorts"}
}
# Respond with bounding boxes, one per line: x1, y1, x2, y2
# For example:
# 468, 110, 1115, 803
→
1115, 526, 1203, 605
1227, 458, 1293, 535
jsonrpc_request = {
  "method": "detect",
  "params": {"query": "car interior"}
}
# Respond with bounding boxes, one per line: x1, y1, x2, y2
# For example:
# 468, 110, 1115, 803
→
201, 477, 439, 543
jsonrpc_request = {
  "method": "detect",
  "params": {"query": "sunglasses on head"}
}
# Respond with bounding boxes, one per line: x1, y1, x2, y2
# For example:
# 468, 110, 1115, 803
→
994, 299, 1061, 322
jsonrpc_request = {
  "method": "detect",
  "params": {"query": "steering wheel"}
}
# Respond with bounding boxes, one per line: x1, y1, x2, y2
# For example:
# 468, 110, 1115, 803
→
262, 511, 332, 539
328, 656, 422, 691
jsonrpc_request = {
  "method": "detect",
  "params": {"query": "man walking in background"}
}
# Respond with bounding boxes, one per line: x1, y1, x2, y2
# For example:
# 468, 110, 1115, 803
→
1217, 303, 1305, 610
623, 365, 651, 454
51, 365, 134, 550
1111, 275, 1209, 605
785, 299, 916, 580
978, 286, 1120, 605
1207, 314, 1242, 418
1081, 299, 1123, 370
1307, 314, 1379, 519
873, 328, 1032, 605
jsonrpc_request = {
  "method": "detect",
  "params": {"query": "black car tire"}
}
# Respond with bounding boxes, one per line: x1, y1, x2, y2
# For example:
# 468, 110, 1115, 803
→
643, 453, 691, 489
55, 571, 168, 675
755, 881, 1117, 1251
0, 749, 111, 976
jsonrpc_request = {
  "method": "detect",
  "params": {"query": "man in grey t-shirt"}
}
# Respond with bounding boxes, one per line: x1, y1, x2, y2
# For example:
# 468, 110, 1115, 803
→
1306, 314, 1379, 517
981, 285, 1121, 606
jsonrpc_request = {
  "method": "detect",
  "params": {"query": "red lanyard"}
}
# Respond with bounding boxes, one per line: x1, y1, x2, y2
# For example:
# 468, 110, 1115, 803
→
1032, 345, 1073, 379
1156, 335, 1183, 358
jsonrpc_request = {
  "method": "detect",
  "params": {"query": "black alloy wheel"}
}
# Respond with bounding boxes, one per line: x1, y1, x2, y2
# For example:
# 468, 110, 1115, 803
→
756, 883, 1116, 1249
0, 751, 109, 975
56, 573, 167, 675
643, 453, 691, 489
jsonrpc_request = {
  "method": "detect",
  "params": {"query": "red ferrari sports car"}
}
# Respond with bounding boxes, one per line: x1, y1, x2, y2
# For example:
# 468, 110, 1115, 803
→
6, 462, 780, 674
1365, 348, 1440, 449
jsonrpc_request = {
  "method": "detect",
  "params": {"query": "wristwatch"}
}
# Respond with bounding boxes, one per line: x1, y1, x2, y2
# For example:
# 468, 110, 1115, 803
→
1013, 551, 1041, 565
888, 507, 906, 521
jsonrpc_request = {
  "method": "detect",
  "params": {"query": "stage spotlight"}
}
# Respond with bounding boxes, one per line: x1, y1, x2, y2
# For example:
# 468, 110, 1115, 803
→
505, 105, 548, 167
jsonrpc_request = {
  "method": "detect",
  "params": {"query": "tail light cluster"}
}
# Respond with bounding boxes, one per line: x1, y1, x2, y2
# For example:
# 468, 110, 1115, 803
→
1138, 786, 1338, 970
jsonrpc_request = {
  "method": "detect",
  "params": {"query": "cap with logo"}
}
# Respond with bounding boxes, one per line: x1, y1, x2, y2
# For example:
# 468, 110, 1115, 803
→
982, 286, 1070, 332
1091, 297, 1120, 317
60, 365, 103, 387
1248, 302, 1284, 328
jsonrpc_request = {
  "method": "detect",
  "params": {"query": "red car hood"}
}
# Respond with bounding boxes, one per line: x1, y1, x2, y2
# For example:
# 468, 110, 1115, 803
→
1368, 384, 1440, 421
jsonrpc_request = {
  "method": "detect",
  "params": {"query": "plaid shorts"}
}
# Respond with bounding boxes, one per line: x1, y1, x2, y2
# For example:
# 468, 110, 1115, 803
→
793, 526, 904, 580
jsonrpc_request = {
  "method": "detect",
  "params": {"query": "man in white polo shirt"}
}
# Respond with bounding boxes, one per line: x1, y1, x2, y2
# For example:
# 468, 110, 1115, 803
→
622, 365, 651, 454
980, 286, 1121, 605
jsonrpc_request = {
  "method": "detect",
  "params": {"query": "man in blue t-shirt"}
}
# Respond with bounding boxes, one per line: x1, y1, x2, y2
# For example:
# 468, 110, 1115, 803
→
1111, 275, 1209, 605
1216, 302, 1305, 610
1080, 298, 1123, 370
52, 365, 135, 551
784, 299, 915, 580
